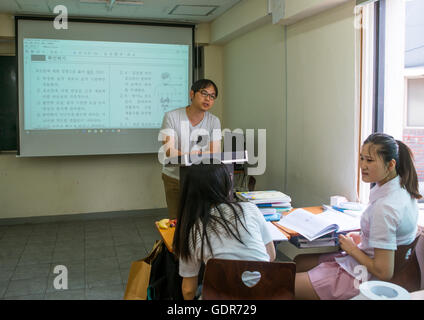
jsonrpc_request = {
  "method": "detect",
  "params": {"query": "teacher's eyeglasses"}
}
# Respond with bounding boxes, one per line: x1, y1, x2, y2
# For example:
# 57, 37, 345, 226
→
198, 90, 217, 101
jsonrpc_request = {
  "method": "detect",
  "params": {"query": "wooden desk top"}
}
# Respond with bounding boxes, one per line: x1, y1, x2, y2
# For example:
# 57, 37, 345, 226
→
155, 206, 324, 252
155, 221, 175, 253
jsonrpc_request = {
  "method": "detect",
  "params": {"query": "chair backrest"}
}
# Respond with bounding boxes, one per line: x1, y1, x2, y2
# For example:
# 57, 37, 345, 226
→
416, 232, 424, 290
201, 258, 296, 300
391, 226, 423, 292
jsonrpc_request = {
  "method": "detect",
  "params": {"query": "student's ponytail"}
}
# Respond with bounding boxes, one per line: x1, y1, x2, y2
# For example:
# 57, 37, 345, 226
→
364, 133, 422, 199
395, 140, 422, 199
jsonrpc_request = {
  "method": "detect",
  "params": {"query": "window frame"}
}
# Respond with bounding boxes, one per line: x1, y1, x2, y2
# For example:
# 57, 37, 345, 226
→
403, 71, 424, 129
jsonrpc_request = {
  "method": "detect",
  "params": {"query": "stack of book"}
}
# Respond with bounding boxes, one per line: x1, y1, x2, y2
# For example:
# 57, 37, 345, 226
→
235, 190, 292, 222
275, 208, 361, 248
289, 233, 338, 248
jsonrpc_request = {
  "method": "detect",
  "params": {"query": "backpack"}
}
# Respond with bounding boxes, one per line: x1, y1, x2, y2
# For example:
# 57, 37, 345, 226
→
147, 241, 183, 300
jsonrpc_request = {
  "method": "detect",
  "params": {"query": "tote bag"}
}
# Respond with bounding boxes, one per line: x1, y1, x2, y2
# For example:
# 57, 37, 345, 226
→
123, 240, 162, 300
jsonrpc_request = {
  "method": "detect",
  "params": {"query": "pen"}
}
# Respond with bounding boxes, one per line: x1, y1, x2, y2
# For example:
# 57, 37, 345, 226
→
322, 204, 345, 213
331, 206, 345, 213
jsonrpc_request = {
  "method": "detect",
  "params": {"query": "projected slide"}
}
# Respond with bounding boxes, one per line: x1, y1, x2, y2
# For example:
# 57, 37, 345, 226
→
23, 38, 189, 130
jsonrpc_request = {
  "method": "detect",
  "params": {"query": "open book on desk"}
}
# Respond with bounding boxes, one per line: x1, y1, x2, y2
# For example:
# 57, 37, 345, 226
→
276, 208, 361, 241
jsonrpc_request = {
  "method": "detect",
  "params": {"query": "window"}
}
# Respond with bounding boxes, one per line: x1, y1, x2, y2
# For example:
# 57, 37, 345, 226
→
357, 0, 424, 203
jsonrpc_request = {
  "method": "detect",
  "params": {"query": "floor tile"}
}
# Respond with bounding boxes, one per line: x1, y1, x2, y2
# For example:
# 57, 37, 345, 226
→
0, 256, 20, 269
18, 247, 54, 265
56, 232, 85, 242
85, 257, 120, 272
11, 263, 51, 281
0, 237, 28, 247
2, 226, 33, 238
44, 289, 85, 300
85, 284, 124, 300
52, 248, 85, 263
86, 268, 122, 289
54, 240, 85, 251
3, 293, 45, 300
0, 281, 8, 298
0, 211, 165, 300
49, 262, 85, 274
27, 234, 57, 243
85, 238, 114, 248
114, 243, 146, 258
4, 277, 48, 298
0, 244, 25, 259
138, 228, 161, 239
58, 221, 85, 228
85, 245, 116, 260
85, 222, 110, 233
109, 218, 134, 228
113, 235, 144, 246
30, 227, 58, 236
24, 242, 56, 252
119, 265, 131, 285
142, 239, 158, 252
0, 267, 15, 282
85, 232, 113, 242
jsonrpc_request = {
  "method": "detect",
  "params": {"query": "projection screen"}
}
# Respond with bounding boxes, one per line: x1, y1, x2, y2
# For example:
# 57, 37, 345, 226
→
16, 17, 193, 157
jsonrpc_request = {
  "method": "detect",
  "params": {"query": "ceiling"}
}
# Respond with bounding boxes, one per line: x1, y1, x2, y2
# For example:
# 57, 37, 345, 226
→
0, 0, 243, 23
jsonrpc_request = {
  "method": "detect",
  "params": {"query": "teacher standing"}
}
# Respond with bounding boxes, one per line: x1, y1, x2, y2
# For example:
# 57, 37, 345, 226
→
159, 79, 222, 219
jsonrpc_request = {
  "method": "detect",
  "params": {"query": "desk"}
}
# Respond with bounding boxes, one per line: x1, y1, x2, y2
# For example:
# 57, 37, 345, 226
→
155, 221, 175, 253
155, 206, 342, 259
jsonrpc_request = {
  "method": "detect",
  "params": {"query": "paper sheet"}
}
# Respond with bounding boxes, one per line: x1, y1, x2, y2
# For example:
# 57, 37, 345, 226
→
265, 221, 288, 241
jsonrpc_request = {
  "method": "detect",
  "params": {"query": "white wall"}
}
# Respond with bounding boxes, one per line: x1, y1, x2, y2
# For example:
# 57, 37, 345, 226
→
218, 0, 359, 207
222, 22, 286, 192
0, 153, 166, 219
285, 1, 359, 206
204, 45, 224, 121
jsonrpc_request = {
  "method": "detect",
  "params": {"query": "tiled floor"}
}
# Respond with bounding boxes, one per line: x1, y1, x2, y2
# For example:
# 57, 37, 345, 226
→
0, 210, 166, 300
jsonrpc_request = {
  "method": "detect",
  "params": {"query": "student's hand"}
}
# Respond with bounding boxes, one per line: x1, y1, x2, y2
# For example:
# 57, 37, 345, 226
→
346, 232, 361, 245
338, 234, 359, 255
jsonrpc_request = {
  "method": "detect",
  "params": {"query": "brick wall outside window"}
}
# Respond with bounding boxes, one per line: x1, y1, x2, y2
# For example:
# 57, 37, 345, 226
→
403, 128, 424, 201
403, 128, 424, 180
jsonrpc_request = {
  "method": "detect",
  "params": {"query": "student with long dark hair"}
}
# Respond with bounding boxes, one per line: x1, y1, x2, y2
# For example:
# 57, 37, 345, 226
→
295, 133, 420, 299
173, 163, 276, 300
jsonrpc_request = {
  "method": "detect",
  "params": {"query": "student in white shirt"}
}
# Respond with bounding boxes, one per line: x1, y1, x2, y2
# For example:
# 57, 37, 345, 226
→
295, 133, 420, 300
172, 163, 276, 300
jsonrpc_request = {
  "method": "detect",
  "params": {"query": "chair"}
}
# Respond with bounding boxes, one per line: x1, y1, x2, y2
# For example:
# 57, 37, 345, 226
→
390, 226, 424, 292
201, 258, 296, 300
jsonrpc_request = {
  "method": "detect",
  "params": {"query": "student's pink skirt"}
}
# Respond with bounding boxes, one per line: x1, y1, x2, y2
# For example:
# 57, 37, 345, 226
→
307, 252, 360, 300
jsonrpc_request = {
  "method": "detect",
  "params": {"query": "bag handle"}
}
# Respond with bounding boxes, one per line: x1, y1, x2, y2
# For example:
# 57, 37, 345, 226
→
145, 240, 164, 264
